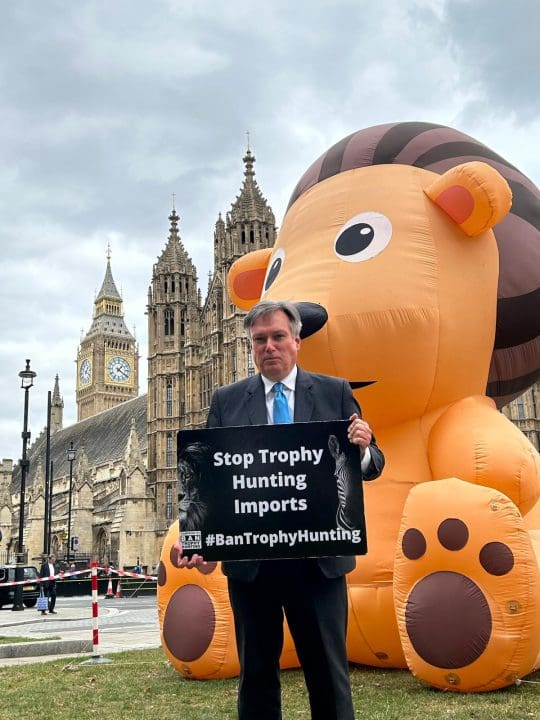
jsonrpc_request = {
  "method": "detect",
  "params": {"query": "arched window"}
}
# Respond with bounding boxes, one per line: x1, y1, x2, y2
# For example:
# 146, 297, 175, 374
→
166, 379, 173, 416
164, 308, 174, 336
166, 484, 174, 521
166, 433, 174, 466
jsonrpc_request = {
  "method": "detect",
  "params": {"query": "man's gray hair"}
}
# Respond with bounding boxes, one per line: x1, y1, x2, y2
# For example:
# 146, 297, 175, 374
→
244, 300, 302, 338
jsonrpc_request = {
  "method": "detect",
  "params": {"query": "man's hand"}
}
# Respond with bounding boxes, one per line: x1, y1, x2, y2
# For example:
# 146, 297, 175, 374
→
171, 539, 207, 569
347, 413, 372, 456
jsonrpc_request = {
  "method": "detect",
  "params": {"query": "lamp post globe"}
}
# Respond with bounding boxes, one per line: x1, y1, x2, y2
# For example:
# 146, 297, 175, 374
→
66, 442, 76, 563
12, 359, 36, 612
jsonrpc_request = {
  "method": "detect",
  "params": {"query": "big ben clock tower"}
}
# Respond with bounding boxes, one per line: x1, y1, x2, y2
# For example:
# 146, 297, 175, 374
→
76, 251, 139, 421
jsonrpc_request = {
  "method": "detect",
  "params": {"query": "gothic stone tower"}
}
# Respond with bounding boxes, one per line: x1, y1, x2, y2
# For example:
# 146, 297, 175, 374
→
210, 146, 276, 389
146, 209, 199, 527
188, 147, 277, 425
77, 254, 139, 421
146, 147, 276, 527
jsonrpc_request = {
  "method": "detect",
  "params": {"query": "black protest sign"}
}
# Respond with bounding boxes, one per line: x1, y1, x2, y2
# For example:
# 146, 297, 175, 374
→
177, 420, 367, 561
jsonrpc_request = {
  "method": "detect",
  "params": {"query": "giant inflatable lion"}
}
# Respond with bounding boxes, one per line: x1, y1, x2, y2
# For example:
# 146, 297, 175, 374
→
158, 122, 540, 692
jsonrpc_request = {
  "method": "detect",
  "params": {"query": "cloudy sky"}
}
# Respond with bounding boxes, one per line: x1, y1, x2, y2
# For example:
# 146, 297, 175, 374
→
1, 0, 539, 463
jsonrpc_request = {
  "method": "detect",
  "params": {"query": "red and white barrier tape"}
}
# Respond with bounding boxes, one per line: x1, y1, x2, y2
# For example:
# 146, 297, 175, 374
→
105, 568, 157, 581
0, 566, 157, 588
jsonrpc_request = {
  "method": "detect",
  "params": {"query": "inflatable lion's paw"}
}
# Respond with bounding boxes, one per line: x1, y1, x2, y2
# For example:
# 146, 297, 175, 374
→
395, 479, 539, 692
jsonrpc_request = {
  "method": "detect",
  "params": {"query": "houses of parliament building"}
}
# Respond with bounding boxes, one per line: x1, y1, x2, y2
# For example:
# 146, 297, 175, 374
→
0, 147, 275, 570
0, 149, 538, 571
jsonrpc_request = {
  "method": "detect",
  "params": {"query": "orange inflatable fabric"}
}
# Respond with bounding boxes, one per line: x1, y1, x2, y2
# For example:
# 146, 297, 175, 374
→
159, 122, 540, 692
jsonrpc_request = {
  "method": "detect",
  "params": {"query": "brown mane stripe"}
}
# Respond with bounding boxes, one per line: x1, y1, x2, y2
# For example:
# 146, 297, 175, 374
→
318, 132, 356, 183
486, 366, 540, 398
506, 181, 540, 231
413, 141, 520, 173
495, 287, 540, 348
371, 122, 444, 165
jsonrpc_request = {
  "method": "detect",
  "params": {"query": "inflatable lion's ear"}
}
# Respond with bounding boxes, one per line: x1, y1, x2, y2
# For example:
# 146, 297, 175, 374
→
425, 162, 512, 237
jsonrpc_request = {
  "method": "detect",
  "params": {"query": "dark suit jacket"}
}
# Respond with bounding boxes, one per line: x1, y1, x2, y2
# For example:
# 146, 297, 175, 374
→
39, 562, 57, 591
206, 367, 385, 581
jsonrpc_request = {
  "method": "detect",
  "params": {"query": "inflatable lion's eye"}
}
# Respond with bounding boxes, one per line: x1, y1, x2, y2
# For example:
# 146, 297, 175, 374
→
263, 247, 286, 292
334, 211, 392, 262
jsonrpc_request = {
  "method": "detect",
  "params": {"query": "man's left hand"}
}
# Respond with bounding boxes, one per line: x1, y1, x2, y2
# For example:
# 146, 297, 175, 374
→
347, 413, 372, 452
171, 539, 206, 569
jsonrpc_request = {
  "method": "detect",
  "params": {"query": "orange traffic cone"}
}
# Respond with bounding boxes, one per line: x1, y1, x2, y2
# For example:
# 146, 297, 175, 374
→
115, 578, 123, 599
104, 577, 114, 599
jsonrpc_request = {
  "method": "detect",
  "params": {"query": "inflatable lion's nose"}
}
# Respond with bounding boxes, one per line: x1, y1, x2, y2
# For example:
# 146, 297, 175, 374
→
295, 302, 328, 339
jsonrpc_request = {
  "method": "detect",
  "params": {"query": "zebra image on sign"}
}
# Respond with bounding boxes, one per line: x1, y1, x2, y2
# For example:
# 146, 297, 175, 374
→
177, 419, 367, 561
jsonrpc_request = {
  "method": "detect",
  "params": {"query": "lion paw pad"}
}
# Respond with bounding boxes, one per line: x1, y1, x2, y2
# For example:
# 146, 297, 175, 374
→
401, 518, 514, 668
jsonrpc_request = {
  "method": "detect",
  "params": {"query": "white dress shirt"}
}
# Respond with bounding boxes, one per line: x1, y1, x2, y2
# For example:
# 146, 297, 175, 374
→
261, 366, 297, 423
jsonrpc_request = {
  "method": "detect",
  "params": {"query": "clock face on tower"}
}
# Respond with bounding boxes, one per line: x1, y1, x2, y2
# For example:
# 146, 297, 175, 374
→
107, 356, 132, 383
79, 359, 92, 384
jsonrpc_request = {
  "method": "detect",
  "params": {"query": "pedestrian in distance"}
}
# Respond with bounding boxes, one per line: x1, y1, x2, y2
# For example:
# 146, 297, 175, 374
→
39, 554, 58, 614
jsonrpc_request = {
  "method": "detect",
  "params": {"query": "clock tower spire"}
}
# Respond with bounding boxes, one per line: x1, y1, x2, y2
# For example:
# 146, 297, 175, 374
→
76, 251, 139, 420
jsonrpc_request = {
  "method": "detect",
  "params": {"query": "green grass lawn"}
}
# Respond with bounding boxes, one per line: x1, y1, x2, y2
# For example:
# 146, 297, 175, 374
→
0, 648, 538, 720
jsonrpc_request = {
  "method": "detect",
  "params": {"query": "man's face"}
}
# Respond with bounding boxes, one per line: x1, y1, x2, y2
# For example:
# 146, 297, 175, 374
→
250, 310, 300, 381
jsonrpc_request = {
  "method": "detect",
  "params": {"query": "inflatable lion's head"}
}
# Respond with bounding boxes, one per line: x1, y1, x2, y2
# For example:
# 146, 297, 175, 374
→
228, 122, 540, 427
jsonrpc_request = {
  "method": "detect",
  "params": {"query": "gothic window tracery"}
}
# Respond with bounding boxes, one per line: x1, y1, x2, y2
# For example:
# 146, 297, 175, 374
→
166, 379, 173, 416
166, 433, 174, 466
166, 484, 174, 521
164, 308, 174, 336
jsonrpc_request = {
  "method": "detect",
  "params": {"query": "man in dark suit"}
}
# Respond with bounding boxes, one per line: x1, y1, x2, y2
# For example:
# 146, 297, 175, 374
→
39, 554, 58, 614
177, 300, 384, 720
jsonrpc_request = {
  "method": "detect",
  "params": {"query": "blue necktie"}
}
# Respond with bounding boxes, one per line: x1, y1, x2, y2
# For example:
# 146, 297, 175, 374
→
273, 382, 291, 423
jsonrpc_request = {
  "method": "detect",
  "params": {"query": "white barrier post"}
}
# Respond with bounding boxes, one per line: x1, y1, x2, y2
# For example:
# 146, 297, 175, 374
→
80, 562, 112, 665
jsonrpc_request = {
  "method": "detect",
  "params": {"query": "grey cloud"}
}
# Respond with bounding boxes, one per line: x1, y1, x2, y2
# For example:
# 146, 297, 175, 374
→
431, 0, 540, 120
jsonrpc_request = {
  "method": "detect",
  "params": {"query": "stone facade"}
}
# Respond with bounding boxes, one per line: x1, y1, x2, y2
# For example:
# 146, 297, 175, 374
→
0, 459, 13, 564
3, 148, 275, 570
501, 384, 540, 451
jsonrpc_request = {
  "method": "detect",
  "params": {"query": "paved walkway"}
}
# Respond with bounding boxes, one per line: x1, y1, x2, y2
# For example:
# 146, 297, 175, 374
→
0, 603, 161, 666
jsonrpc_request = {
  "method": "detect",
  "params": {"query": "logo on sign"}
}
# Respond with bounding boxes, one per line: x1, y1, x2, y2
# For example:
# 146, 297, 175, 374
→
181, 531, 202, 550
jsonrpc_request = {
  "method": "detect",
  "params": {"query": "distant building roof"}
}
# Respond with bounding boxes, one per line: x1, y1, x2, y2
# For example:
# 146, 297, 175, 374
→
11, 394, 148, 492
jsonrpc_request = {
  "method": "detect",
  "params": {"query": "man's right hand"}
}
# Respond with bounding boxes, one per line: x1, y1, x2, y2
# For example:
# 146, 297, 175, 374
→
171, 538, 207, 569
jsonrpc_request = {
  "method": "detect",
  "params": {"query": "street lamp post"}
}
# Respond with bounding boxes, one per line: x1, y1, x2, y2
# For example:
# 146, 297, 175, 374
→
12, 359, 36, 612
66, 442, 76, 563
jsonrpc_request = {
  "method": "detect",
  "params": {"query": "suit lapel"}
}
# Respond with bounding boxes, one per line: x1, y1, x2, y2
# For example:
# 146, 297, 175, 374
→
246, 375, 268, 425
244, 368, 316, 424
293, 368, 315, 422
